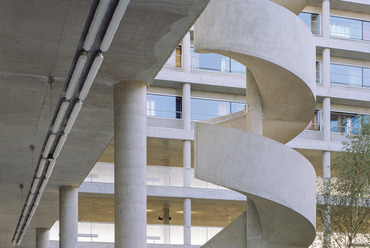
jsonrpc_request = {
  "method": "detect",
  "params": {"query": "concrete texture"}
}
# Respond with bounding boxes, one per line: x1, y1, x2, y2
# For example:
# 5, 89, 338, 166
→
0, 0, 211, 246
200, 212, 247, 248
194, 0, 317, 247
36, 228, 49, 248
114, 81, 147, 248
195, 123, 317, 247
195, 0, 316, 144
59, 186, 78, 248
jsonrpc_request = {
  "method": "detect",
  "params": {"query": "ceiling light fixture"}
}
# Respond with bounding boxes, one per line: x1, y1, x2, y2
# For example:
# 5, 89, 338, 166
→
39, 178, 49, 194
29, 205, 37, 218
53, 133, 68, 159
45, 159, 56, 179
42, 134, 56, 158
30, 178, 39, 194
34, 193, 42, 207
36, 158, 46, 178
83, 0, 110, 51
65, 53, 88, 100
22, 205, 29, 218
52, 100, 69, 133
64, 100, 83, 134
100, 0, 129, 52
26, 193, 33, 206
79, 53, 104, 101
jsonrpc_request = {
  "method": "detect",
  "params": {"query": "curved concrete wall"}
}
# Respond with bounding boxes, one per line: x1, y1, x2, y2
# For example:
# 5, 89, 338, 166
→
195, 123, 316, 246
195, 0, 316, 143
194, 0, 317, 247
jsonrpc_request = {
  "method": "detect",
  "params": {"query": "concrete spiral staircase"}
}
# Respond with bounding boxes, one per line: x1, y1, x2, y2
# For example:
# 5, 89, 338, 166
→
194, 0, 317, 247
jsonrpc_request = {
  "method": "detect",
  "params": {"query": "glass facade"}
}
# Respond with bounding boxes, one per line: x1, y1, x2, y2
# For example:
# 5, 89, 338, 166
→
330, 64, 370, 88
191, 98, 245, 121
330, 64, 362, 87
191, 47, 246, 74
363, 68, 370, 88
299, 12, 321, 35
147, 94, 182, 119
330, 112, 369, 134
146, 94, 245, 121
330, 16, 370, 41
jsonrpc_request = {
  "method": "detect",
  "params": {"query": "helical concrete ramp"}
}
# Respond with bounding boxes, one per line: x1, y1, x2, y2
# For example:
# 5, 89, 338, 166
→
194, 0, 317, 247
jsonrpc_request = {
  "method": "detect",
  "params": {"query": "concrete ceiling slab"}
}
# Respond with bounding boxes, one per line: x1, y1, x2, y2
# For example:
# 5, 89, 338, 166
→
0, 0, 210, 246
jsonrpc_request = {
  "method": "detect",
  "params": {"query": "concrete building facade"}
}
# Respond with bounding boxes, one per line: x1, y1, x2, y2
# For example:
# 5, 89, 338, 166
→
0, 0, 369, 247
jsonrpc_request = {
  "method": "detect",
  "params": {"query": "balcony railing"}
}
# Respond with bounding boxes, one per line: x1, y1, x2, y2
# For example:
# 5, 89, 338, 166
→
164, 52, 182, 68
191, 48, 246, 74
50, 221, 222, 245
306, 122, 321, 131
331, 71, 370, 89
316, 62, 370, 89
330, 16, 370, 41
84, 163, 228, 190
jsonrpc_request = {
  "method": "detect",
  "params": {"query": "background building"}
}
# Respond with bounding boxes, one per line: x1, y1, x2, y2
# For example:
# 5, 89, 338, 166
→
0, 0, 369, 247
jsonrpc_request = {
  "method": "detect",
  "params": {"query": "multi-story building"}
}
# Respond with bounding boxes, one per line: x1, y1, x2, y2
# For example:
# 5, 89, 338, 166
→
0, 0, 369, 248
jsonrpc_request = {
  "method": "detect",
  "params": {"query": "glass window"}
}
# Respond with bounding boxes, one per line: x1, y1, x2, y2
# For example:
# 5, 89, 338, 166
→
330, 64, 362, 87
198, 53, 225, 72
363, 21, 370, 41
299, 12, 321, 35
191, 98, 230, 121
230, 59, 246, 74
330, 112, 364, 134
231, 102, 245, 113
164, 45, 182, 68
330, 16, 362, 40
191, 47, 245, 74
147, 94, 182, 119
363, 68, 370, 88
316, 61, 322, 83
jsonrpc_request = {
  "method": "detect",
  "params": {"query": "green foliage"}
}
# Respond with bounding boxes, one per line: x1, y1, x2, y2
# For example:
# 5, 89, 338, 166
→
317, 116, 370, 248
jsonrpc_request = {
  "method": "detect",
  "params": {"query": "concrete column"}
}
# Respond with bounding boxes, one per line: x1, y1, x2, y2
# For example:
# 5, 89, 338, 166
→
183, 140, 191, 187
59, 186, 78, 248
323, 97, 331, 142
323, 151, 331, 248
114, 81, 147, 248
323, 151, 331, 179
163, 207, 170, 225
184, 198, 191, 245
36, 228, 49, 248
163, 206, 170, 244
322, 0, 330, 39
323, 48, 330, 88
182, 32, 191, 73
182, 83, 191, 131
246, 69, 263, 135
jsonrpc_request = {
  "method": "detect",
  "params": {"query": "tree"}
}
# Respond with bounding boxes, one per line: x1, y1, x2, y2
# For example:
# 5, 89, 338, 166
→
317, 116, 370, 248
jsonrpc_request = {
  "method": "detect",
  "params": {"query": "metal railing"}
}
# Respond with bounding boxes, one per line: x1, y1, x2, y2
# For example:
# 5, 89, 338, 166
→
316, 64, 370, 89
164, 52, 182, 68
330, 22, 370, 41
305, 122, 321, 131
191, 54, 246, 74
146, 109, 182, 119
330, 125, 362, 134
